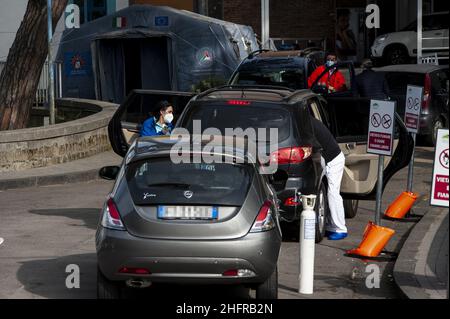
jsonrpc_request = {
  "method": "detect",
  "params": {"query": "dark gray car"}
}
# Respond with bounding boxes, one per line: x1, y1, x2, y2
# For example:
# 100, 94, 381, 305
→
96, 136, 282, 299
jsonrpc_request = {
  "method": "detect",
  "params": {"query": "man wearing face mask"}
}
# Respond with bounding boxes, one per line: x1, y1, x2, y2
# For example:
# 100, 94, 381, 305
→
140, 100, 175, 137
308, 53, 347, 93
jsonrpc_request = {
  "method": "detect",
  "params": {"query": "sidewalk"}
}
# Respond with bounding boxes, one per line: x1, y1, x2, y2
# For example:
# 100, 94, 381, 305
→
394, 207, 448, 299
0, 151, 122, 191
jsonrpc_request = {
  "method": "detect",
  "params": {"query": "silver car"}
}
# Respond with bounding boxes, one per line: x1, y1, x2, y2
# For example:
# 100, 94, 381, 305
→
96, 136, 282, 299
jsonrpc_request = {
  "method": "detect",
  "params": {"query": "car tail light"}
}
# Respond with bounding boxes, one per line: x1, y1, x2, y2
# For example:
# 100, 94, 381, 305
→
284, 197, 300, 207
101, 198, 126, 231
250, 200, 276, 233
118, 267, 151, 275
222, 269, 256, 277
227, 100, 251, 106
270, 146, 312, 165
422, 73, 432, 113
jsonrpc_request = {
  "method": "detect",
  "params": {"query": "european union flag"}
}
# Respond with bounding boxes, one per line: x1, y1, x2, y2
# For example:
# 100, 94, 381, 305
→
155, 16, 169, 27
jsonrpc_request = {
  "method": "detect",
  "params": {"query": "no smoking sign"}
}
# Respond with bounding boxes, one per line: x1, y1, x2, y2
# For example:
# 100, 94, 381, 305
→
367, 100, 396, 156
431, 130, 449, 207
405, 85, 424, 134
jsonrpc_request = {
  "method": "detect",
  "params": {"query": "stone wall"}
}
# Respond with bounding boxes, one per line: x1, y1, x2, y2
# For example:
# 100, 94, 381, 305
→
0, 99, 118, 172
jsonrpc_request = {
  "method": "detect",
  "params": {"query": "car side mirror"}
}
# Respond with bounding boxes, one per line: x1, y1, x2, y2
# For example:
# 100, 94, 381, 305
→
99, 166, 121, 180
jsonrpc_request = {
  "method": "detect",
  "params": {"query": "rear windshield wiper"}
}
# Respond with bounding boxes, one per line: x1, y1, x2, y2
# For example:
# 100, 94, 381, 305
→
147, 183, 191, 189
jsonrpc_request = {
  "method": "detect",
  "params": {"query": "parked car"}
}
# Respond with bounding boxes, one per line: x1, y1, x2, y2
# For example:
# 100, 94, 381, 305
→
228, 50, 318, 90
375, 64, 449, 145
97, 136, 282, 299
107, 86, 414, 235
371, 12, 449, 65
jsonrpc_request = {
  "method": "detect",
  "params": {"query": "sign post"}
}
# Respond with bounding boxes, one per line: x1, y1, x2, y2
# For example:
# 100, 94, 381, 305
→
405, 85, 424, 195
47, 0, 56, 125
367, 100, 396, 225
430, 129, 449, 207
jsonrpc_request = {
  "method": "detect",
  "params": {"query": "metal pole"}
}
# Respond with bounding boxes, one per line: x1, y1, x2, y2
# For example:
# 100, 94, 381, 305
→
407, 133, 417, 192
261, 0, 270, 49
47, 0, 56, 125
417, 0, 423, 64
375, 155, 385, 225
58, 62, 63, 98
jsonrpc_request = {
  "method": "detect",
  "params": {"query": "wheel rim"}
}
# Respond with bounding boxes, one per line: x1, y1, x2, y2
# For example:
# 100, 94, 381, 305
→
391, 49, 405, 64
318, 190, 326, 232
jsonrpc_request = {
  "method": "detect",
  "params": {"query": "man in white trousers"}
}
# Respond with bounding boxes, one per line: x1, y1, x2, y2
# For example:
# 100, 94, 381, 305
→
311, 117, 348, 240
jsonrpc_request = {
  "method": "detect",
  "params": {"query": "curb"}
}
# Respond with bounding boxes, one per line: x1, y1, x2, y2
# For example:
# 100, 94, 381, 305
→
393, 208, 448, 299
0, 169, 102, 191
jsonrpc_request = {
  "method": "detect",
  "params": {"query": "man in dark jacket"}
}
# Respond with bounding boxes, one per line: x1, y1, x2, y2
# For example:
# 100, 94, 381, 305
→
355, 59, 390, 99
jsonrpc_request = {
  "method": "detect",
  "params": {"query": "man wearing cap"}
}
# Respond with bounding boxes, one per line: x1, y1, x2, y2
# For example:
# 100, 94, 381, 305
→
355, 59, 390, 99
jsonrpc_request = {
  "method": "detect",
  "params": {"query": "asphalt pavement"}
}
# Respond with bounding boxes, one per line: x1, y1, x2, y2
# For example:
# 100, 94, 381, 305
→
0, 146, 446, 299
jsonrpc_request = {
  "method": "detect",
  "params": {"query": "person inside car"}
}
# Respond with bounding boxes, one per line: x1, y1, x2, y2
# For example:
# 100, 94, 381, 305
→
307, 53, 347, 93
311, 116, 348, 240
140, 100, 174, 137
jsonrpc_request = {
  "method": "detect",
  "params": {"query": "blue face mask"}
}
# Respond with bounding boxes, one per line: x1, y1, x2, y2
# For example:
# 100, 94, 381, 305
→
326, 60, 336, 68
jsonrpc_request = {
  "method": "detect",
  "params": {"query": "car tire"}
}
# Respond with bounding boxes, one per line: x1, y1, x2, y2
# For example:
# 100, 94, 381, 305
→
385, 45, 409, 65
97, 267, 122, 299
255, 266, 278, 299
344, 199, 359, 219
426, 117, 445, 146
315, 182, 328, 243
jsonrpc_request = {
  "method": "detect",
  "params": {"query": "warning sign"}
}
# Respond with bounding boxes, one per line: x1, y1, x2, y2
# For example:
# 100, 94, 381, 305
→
404, 85, 424, 134
367, 100, 396, 156
431, 129, 449, 207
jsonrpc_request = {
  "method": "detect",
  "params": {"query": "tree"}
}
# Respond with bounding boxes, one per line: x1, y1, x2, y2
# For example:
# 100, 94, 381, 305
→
0, 0, 67, 131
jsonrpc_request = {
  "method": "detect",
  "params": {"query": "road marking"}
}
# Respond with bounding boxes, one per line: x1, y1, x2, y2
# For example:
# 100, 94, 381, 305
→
0, 237, 4, 246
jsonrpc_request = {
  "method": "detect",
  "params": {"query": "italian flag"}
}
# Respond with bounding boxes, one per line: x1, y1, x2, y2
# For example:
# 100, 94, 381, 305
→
114, 16, 127, 28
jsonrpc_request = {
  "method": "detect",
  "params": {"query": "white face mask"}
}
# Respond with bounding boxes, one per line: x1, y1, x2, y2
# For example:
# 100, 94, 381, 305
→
163, 113, 174, 124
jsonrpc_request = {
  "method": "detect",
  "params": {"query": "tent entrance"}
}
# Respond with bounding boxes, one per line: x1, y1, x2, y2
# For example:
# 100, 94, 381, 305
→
93, 35, 174, 103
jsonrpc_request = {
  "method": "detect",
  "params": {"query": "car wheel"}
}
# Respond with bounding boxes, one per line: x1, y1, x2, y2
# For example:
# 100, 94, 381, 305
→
344, 199, 359, 219
315, 182, 328, 243
426, 117, 445, 146
255, 266, 278, 299
385, 46, 409, 65
97, 267, 122, 299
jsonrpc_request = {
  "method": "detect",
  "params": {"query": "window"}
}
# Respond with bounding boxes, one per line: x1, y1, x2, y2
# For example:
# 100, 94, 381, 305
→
126, 158, 254, 206
181, 103, 292, 143
70, 0, 110, 25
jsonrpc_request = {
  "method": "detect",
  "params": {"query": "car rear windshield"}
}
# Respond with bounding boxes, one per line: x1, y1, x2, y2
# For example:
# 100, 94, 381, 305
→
385, 72, 425, 94
126, 158, 255, 206
180, 104, 292, 143
232, 62, 307, 90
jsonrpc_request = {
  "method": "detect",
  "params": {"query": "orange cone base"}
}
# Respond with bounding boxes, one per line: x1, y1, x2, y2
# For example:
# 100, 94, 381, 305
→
347, 222, 396, 258
385, 192, 418, 219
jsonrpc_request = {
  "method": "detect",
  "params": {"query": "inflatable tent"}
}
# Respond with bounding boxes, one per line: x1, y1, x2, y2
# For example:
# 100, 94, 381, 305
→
57, 5, 258, 103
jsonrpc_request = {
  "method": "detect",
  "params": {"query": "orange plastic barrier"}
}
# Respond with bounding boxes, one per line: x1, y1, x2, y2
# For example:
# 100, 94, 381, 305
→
347, 222, 395, 258
385, 192, 418, 219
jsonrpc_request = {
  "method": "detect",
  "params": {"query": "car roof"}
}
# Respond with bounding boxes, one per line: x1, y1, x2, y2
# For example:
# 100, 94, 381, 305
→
374, 64, 448, 74
195, 86, 314, 104
258, 50, 303, 58
129, 135, 260, 165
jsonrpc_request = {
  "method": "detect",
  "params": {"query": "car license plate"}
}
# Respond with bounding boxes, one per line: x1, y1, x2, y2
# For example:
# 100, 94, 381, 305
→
157, 206, 218, 220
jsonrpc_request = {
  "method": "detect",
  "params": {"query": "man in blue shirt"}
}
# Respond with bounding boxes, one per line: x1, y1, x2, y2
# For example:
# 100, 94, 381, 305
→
140, 101, 174, 137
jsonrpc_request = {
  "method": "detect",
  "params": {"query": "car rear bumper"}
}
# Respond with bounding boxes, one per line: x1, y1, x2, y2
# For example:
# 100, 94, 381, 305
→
96, 226, 281, 285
